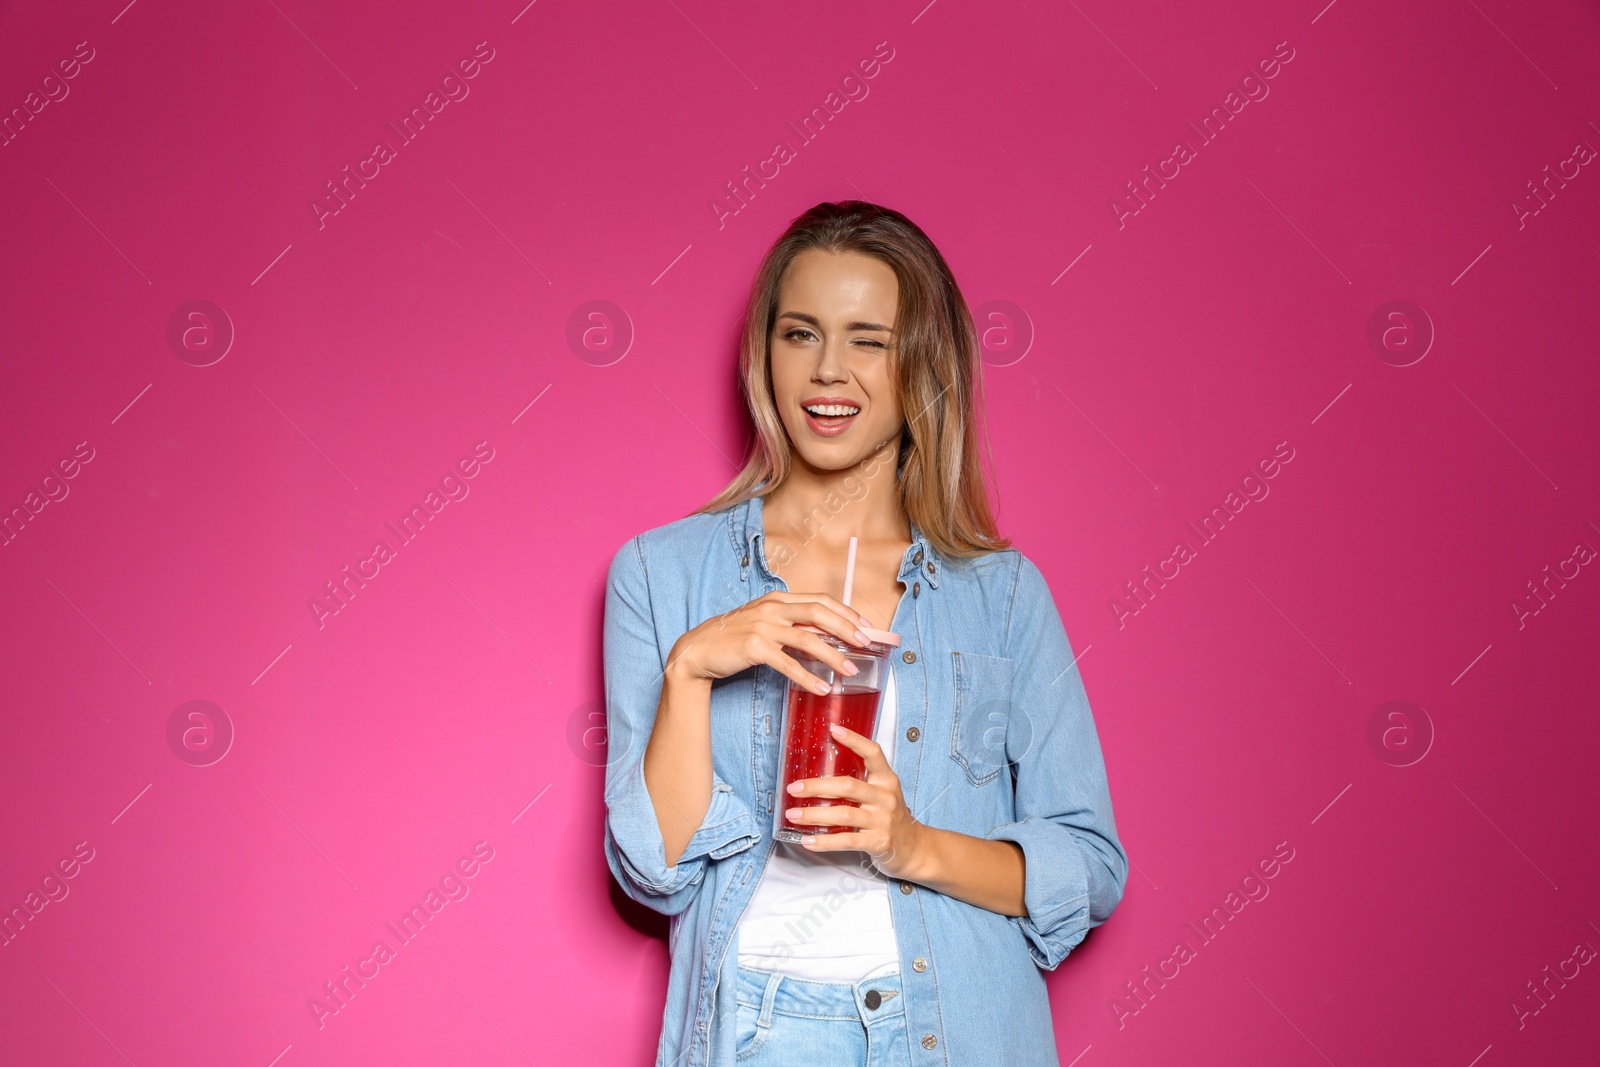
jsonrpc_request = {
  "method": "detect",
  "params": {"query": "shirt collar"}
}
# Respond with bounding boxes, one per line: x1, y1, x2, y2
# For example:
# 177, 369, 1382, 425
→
731, 491, 939, 588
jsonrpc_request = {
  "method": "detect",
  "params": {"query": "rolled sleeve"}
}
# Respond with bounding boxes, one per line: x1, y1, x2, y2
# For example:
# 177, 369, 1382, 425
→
606, 759, 761, 905
602, 536, 762, 916
988, 554, 1129, 970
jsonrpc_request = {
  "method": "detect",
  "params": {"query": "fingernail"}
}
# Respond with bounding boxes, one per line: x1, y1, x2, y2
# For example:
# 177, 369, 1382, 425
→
786, 782, 802, 794
830, 723, 844, 736
858, 614, 871, 626
784, 808, 800, 820
842, 660, 860, 676
852, 630, 869, 645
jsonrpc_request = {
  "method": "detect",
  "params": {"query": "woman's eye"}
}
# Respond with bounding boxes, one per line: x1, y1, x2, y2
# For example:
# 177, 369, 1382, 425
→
778, 329, 885, 349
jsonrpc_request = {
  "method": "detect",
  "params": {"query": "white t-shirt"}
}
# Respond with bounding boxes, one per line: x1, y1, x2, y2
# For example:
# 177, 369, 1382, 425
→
735, 665, 901, 981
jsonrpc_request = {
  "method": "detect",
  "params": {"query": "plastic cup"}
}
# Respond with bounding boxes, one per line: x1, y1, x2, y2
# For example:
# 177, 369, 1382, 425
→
774, 622, 901, 842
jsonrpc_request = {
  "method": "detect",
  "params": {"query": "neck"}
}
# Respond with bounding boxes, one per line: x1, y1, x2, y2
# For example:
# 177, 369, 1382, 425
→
763, 437, 910, 549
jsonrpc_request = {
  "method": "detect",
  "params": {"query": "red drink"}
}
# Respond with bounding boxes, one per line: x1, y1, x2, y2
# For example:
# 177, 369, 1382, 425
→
779, 685, 883, 837
775, 623, 901, 843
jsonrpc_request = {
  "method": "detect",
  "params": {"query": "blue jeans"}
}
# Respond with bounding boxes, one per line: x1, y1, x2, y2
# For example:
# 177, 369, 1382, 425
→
733, 965, 911, 1066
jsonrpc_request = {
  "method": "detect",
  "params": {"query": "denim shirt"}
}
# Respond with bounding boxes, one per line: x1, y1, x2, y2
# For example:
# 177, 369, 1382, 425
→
602, 492, 1128, 1067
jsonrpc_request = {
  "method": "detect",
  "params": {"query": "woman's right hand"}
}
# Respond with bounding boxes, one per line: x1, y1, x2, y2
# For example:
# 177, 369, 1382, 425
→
666, 591, 872, 696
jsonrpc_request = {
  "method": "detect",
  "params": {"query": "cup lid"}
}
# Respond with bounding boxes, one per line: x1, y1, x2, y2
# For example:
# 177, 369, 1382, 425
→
795, 622, 902, 648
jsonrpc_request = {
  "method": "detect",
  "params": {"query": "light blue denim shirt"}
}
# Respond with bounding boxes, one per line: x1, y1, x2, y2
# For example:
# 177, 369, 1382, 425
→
603, 492, 1127, 1067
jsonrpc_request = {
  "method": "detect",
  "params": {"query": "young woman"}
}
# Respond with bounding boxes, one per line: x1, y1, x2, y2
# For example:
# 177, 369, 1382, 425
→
603, 201, 1127, 1067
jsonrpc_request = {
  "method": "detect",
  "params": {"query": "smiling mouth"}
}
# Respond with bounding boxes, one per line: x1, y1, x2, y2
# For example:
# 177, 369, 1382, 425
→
802, 402, 861, 436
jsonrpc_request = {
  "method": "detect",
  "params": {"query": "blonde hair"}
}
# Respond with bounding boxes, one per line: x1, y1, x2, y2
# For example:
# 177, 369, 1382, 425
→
695, 200, 1009, 561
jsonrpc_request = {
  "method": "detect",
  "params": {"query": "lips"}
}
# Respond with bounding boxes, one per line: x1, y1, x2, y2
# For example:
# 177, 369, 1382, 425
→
800, 396, 862, 438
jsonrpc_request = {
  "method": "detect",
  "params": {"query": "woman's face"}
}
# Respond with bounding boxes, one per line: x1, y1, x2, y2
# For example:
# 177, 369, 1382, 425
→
768, 249, 904, 472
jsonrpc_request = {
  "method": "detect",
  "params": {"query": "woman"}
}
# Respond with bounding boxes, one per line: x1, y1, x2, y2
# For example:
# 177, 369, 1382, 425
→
603, 201, 1127, 1067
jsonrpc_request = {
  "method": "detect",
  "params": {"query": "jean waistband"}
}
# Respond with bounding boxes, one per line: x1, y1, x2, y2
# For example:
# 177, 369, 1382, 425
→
735, 964, 904, 1023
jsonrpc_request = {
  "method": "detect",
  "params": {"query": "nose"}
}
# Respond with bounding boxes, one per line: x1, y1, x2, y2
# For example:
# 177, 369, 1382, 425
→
812, 334, 848, 384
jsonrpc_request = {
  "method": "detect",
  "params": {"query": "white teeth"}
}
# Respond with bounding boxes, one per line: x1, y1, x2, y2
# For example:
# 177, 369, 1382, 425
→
805, 404, 860, 417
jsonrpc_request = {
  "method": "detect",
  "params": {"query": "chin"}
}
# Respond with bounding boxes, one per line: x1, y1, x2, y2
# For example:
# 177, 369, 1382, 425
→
794, 439, 879, 473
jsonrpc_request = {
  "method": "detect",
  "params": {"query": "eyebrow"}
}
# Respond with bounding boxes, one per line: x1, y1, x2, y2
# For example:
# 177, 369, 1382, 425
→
777, 311, 894, 333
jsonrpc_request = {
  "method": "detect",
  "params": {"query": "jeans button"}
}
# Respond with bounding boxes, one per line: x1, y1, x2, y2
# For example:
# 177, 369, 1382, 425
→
922, 1034, 938, 1049
902, 650, 916, 664
905, 726, 920, 742
864, 989, 882, 1010
900, 881, 913, 894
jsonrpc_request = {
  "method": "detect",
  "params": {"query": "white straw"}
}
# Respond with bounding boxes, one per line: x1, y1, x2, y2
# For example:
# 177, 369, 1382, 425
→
831, 536, 862, 695
842, 536, 859, 608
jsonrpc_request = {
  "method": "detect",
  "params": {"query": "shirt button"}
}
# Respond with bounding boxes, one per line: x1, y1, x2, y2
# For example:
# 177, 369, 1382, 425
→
913, 957, 928, 972
905, 726, 920, 742
927, 561, 936, 575
900, 881, 913, 894
913, 549, 924, 564
912, 581, 921, 597
902, 650, 917, 664
922, 1034, 938, 1050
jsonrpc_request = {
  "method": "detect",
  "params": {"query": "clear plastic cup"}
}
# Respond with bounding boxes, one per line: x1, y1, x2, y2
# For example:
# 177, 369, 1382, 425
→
774, 622, 901, 842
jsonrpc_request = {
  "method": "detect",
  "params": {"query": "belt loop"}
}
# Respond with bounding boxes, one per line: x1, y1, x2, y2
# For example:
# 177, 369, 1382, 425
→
758, 970, 783, 1028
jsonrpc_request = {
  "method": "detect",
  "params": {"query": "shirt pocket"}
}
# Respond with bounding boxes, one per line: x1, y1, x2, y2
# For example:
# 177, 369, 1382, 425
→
949, 651, 1018, 787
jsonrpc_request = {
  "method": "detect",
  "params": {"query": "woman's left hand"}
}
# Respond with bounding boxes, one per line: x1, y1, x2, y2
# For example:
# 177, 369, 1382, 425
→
784, 723, 928, 881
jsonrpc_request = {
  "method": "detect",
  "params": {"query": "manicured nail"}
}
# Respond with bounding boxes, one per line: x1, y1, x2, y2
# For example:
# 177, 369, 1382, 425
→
800, 836, 816, 846
842, 660, 860, 676
858, 614, 871, 626
830, 723, 845, 736
786, 782, 802, 794
785, 808, 800, 820
852, 630, 869, 646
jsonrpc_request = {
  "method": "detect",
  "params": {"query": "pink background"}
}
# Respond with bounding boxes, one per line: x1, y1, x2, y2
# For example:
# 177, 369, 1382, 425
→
3, 0, 1598, 1064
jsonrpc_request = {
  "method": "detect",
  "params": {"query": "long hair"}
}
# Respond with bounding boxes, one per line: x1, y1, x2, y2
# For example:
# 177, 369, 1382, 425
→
695, 200, 1009, 561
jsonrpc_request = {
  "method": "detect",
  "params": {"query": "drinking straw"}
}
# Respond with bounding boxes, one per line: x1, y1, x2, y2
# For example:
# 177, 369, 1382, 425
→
833, 537, 859, 695
842, 536, 858, 608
